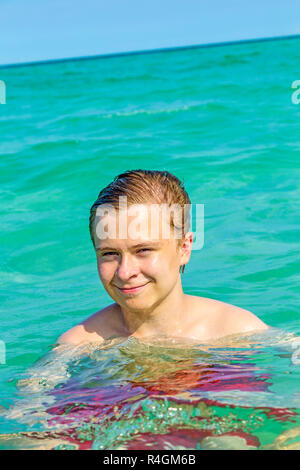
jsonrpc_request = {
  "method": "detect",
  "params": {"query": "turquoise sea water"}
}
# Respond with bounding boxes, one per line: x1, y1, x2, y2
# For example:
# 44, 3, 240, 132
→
0, 37, 300, 450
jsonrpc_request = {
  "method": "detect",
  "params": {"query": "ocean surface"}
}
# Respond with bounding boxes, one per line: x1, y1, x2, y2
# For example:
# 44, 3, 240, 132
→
0, 37, 300, 450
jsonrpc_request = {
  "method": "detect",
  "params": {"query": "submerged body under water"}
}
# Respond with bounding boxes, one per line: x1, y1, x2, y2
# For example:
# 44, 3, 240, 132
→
1, 327, 300, 450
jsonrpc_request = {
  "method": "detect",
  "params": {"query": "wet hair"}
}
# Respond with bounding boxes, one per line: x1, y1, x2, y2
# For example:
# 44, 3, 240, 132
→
89, 170, 191, 272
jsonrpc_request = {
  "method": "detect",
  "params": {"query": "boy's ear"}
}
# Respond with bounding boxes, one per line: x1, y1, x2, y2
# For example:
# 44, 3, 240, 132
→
180, 232, 193, 264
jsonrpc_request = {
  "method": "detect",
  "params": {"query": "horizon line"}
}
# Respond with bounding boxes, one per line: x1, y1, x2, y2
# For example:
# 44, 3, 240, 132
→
1, 33, 300, 70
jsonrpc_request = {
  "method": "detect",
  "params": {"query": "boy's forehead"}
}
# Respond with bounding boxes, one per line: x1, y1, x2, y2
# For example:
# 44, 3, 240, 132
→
94, 203, 179, 248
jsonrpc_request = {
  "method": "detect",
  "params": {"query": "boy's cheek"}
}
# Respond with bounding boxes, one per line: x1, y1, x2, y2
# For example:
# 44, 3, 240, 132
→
146, 255, 167, 273
97, 265, 111, 283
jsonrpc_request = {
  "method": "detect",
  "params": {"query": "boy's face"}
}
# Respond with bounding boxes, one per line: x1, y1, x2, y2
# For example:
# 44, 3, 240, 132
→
93, 203, 192, 313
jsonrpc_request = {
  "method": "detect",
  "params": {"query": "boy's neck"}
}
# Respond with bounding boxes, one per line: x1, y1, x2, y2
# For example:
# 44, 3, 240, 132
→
120, 277, 188, 338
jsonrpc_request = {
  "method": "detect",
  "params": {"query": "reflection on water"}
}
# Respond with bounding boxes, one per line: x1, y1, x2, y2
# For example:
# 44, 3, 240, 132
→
1, 328, 300, 450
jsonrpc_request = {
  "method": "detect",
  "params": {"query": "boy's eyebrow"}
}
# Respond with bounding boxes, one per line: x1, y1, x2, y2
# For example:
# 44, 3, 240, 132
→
96, 241, 162, 251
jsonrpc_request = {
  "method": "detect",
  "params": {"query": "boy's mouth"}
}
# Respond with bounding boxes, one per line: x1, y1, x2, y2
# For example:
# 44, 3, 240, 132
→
115, 282, 150, 294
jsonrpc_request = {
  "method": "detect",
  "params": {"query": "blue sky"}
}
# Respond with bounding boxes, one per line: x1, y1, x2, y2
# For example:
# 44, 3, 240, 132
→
1, 0, 299, 66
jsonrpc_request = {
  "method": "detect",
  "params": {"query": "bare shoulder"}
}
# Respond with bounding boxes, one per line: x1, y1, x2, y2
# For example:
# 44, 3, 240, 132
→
187, 295, 269, 339
219, 302, 269, 335
57, 303, 124, 346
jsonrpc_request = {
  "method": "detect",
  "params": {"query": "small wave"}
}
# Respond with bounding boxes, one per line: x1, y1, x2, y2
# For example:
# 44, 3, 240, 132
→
101, 100, 224, 119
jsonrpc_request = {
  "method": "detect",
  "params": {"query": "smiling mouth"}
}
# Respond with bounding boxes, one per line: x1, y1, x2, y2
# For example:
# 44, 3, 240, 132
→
115, 282, 150, 294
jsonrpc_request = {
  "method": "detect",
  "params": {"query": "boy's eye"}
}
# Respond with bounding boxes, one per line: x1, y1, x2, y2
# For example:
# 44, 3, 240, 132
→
102, 251, 118, 257
137, 248, 152, 254
100, 248, 152, 258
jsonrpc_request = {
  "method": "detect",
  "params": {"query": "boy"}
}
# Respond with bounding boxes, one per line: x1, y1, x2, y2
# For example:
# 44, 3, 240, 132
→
58, 170, 268, 345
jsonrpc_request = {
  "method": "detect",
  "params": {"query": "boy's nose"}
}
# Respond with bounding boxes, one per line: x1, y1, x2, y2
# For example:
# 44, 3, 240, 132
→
115, 254, 139, 281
